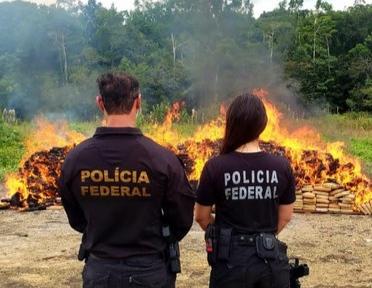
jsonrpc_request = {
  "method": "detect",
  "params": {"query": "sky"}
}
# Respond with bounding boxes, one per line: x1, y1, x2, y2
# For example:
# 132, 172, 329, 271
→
1, 0, 371, 17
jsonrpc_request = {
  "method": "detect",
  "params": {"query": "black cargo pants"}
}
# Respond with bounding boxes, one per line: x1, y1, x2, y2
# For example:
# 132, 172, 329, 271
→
83, 254, 176, 288
209, 237, 290, 288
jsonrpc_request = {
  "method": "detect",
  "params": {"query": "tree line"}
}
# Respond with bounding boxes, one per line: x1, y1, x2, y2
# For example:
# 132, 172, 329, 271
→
0, 0, 371, 119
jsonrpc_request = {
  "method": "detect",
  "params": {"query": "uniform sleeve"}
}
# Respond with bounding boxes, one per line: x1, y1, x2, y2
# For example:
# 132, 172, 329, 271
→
163, 155, 196, 241
279, 161, 296, 205
59, 154, 87, 233
196, 162, 216, 206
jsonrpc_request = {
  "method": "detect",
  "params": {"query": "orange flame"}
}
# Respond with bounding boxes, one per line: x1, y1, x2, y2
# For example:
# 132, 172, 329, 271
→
5, 93, 371, 211
5, 117, 85, 207
145, 90, 371, 207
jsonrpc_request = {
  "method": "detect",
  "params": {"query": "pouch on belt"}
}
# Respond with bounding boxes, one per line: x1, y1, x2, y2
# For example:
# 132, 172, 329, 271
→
255, 233, 279, 260
205, 224, 218, 265
217, 227, 232, 261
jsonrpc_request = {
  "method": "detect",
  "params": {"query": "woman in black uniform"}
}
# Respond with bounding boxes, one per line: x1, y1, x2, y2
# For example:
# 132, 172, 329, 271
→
195, 94, 295, 288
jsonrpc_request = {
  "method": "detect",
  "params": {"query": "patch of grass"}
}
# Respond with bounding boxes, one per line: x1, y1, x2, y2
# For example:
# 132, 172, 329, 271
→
306, 113, 372, 175
69, 121, 100, 137
0, 121, 26, 181
166, 123, 199, 138
140, 122, 199, 139
349, 138, 372, 161
349, 138, 372, 174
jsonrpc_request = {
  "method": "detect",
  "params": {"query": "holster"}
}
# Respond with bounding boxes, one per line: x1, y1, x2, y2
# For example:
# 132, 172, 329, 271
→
205, 224, 218, 266
205, 225, 233, 265
162, 224, 181, 274
167, 242, 181, 274
255, 233, 279, 260
77, 244, 89, 261
217, 227, 232, 261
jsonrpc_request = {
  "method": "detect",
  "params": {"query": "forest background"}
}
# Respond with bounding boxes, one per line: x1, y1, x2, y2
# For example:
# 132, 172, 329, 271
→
0, 0, 371, 180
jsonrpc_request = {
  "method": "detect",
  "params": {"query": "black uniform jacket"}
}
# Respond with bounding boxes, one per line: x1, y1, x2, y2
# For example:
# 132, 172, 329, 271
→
59, 127, 195, 259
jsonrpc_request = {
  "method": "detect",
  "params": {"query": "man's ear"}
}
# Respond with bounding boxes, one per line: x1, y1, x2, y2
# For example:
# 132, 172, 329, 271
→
136, 94, 142, 111
96, 95, 105, 113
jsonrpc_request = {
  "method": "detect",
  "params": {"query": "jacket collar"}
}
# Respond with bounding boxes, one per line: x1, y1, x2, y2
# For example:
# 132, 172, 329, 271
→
94, 127, 143, 136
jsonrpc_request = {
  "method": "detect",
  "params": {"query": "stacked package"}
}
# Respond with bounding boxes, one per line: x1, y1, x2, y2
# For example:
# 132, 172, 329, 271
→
294, 183, 357, 214
358, 200, 372, 215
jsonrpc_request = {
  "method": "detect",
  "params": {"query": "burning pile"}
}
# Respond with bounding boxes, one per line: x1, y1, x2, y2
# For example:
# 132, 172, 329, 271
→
173, 138, 371, 215
4, 147, 72, 211
148, 89, 371, 215
2, 90, 371, 215
3, 119, 84, 211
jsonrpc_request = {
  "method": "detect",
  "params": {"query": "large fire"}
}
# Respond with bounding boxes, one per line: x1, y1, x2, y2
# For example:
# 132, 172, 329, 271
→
4, 119, 84, 210
3, 90, 371, 214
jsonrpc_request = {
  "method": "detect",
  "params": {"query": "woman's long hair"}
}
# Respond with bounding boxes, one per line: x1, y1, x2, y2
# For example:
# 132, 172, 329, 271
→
221, 93, 268, 154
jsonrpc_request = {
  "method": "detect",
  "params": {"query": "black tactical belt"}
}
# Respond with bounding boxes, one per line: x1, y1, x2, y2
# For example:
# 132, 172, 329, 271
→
232, 234, 256, 246
89, 253, 162, 264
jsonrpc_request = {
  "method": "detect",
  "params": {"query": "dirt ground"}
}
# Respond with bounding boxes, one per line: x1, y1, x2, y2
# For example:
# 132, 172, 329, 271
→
0, 207, 371, 288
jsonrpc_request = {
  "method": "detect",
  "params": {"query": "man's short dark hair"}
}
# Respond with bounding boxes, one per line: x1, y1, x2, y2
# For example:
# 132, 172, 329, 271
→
97, 73, 140, 114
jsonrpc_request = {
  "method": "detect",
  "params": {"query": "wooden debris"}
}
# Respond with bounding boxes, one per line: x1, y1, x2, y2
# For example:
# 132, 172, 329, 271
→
0, 202, 10, 210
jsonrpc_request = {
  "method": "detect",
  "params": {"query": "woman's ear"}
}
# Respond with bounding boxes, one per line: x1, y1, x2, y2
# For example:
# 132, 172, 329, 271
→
96, 95, 105, 113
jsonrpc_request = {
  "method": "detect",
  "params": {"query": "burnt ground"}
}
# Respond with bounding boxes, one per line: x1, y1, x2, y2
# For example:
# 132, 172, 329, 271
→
0, 209, 371, 288
0, 179, 371, 288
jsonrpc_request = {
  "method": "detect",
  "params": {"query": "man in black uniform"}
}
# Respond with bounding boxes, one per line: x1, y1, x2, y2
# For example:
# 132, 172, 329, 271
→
59, 73, 195, 288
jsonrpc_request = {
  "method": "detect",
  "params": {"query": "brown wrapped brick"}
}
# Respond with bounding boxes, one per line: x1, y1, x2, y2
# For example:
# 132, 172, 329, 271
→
302, 186, 314, 192
359, 204, 370, 215
314, 191, 330, 197
342, 199, 353, 204
329, 207, 341, 213
339, 203, 353, 209
330, 189, 346, 196
303, 204, 316, 210
316, 198, 330, 204
316, 195, 329, 200
362, 203, 372, 215
314, 185, 332, 192
316, 203, 329, 208
303, 192, 315, 199
366, 202, 372, 214
324, 183, 341, 190
334, 191, 351, 198
340, 209, 354, 214
345, 194, 355, 200
303, 199, 316, 205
